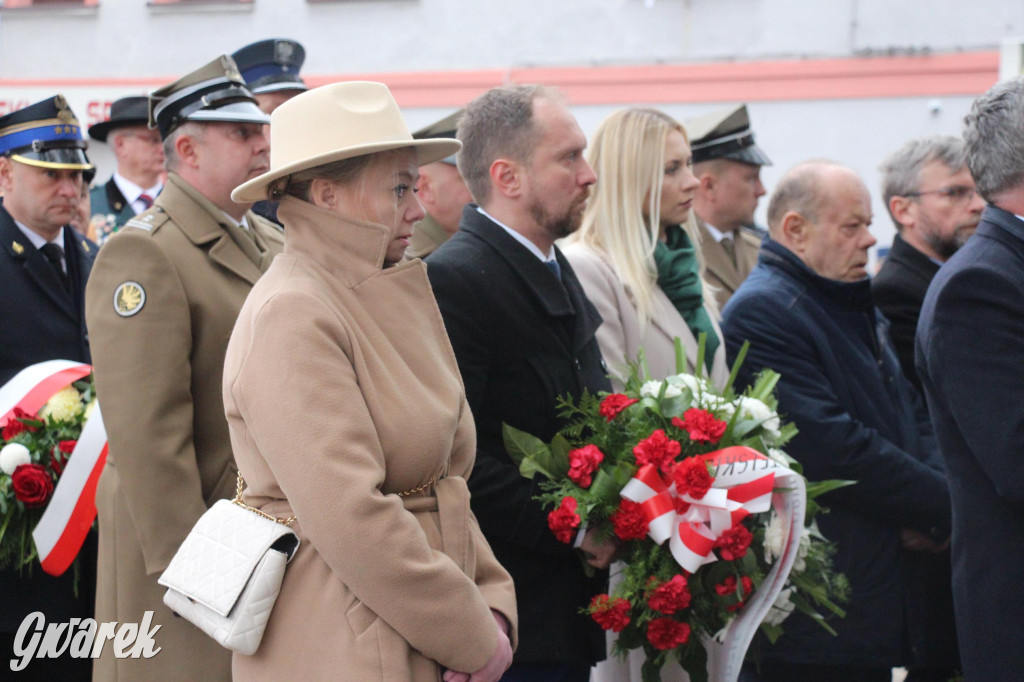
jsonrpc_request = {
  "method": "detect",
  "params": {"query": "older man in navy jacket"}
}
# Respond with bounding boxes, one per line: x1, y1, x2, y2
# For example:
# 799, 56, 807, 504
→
917, 76, 1024, 681
723, 161, 952, 682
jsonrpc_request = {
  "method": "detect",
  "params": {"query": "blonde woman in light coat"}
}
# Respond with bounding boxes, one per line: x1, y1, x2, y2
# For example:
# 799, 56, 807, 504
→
223, 82, 516, 682
563, 108, 729, 682
563, 108, 728, 393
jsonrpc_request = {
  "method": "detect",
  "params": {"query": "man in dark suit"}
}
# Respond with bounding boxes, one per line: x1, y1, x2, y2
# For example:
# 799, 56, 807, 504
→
873, 135, 984, 391
0, 95, 97, 680
87, 96, 165, 242
917, 76, 1024, 681
427, 85, 614, 682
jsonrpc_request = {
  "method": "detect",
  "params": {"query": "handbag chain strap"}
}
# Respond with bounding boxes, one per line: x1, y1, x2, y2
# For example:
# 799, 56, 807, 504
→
232, 472, 297, 527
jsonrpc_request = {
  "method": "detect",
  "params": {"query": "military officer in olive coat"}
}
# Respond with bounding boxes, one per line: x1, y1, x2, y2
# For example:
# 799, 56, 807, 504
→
686, 105, 772, 310
84, 56, 283, 682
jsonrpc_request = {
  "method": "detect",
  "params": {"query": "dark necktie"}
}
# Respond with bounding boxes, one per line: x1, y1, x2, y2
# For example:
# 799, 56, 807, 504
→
138, 193, 154, 210
721, 235, 737, 267
544, 259, 562, 281
39, 243, 69, 293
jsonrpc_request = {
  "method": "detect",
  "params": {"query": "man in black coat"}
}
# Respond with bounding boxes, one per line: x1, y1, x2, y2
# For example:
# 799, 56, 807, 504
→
872, 135, 984, 392
427, 85, 614, 682
917, 76, 1024, 681
0, 95, 97, 680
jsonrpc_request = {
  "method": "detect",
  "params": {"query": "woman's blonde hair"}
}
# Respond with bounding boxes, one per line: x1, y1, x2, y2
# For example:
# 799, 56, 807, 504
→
566, 108, 711, 327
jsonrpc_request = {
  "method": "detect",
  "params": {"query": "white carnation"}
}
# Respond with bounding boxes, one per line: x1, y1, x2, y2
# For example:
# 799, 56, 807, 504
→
763, 511, 786, 563
738, 397, 781, 437
766, 448, 789, 465
1, 443, 32, 476
640, 380, 682, 399
763, 587, 796, 626
669, 373, 707, 396
794, 526, 811, 573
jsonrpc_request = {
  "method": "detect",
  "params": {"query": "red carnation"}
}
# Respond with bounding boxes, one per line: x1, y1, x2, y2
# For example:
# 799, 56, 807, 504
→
599, 394, 639, 422
714, 524, 754, 561
589, 594, 631, 632
2, 407, 38, 440
715, 575, 754, 612
648, 575, 692, 614
672, 408, 728, 444
672, 457, 714, 499
11, 463, 54, 509
50, 440, 77, 475
548, 496, 581, 544
633, 429, 681, 472
610, 499, 648, 541
567, 444, 604, 489
646, 617, 692, 650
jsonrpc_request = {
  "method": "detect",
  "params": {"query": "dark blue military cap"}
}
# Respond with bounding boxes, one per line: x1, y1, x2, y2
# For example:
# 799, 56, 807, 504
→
231, 39, 308, 95
0, 95, 93, 171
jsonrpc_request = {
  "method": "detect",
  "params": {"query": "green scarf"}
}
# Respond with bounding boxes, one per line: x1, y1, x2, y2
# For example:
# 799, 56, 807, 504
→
652, 225, 720, 374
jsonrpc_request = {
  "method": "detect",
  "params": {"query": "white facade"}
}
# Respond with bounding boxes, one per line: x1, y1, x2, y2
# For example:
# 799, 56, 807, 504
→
2, 0, 1022, 252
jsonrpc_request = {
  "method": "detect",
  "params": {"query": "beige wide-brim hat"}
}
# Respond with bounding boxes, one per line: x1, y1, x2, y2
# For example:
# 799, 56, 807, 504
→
232, 81, 461, 203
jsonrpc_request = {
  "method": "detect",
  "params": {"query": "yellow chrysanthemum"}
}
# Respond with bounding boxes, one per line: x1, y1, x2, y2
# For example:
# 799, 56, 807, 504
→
39, 386, 83, 422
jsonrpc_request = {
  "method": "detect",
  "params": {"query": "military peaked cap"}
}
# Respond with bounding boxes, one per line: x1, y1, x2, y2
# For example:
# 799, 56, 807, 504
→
148, 55, 269, 140
0, 95, 93, 171
686, 104, 772, 167
231, 39, 308, 95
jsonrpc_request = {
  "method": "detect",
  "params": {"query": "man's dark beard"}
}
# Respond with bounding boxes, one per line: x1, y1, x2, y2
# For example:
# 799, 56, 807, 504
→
529, 195, 586, 241
923, 223, 976, 261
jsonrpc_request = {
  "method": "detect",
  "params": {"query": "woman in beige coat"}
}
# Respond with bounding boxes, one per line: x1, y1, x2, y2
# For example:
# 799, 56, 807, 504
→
223, 82, 517, 682
563, 109, 727, 682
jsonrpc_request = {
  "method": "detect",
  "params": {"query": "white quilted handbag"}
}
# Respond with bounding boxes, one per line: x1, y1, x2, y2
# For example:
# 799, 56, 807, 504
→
158, 474, 300, 655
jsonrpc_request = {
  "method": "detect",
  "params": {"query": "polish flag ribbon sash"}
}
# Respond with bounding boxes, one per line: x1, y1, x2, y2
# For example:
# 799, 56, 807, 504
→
0, 361, 108, 576
620, 446, 797, 573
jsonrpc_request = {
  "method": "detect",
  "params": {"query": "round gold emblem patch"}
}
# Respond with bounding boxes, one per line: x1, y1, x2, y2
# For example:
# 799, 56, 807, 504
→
113, 281, 146, 317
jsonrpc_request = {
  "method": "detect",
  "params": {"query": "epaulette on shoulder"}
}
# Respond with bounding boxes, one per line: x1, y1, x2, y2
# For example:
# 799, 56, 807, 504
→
123, 208, 170, 235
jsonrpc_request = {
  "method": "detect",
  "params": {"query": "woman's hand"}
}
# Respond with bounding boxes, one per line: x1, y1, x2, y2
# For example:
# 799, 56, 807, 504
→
442, 611, 513, 682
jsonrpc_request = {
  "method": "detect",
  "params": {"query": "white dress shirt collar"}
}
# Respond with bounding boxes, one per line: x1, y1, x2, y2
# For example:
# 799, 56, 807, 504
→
477, 206, 555, 262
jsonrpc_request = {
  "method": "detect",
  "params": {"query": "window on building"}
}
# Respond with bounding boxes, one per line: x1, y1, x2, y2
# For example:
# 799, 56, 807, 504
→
1, 0, 99, 7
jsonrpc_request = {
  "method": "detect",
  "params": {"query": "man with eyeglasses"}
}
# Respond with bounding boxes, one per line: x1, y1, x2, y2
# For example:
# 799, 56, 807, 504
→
872, 135, 985, 392
87, 96, 166, 242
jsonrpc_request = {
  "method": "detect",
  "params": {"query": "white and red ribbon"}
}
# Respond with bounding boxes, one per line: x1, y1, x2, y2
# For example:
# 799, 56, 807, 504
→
1, 361, 107, 576
621, 446, 795, 573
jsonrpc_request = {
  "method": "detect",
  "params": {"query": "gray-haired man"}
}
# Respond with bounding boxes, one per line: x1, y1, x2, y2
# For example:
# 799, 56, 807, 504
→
872, 135, 985, 391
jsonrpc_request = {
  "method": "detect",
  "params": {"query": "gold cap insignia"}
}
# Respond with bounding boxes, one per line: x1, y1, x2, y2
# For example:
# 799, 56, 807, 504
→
113, 281, 146, 317
12, 241, 25, 255
56, 96, 75, 126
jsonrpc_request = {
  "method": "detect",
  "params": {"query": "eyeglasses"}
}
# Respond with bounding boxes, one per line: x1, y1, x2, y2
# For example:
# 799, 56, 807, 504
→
904, 186, 980, 203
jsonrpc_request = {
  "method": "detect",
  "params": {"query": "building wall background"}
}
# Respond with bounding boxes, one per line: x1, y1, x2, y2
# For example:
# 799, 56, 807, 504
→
2, 0, 1022, 253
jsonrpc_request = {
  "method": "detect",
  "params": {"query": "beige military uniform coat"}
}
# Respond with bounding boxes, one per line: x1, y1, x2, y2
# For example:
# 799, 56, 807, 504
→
84, 173, 284, 682
696, 217, 762, 311
563, 243, 729, 391
222, 196, 517, 681
404, 213, 451, 261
